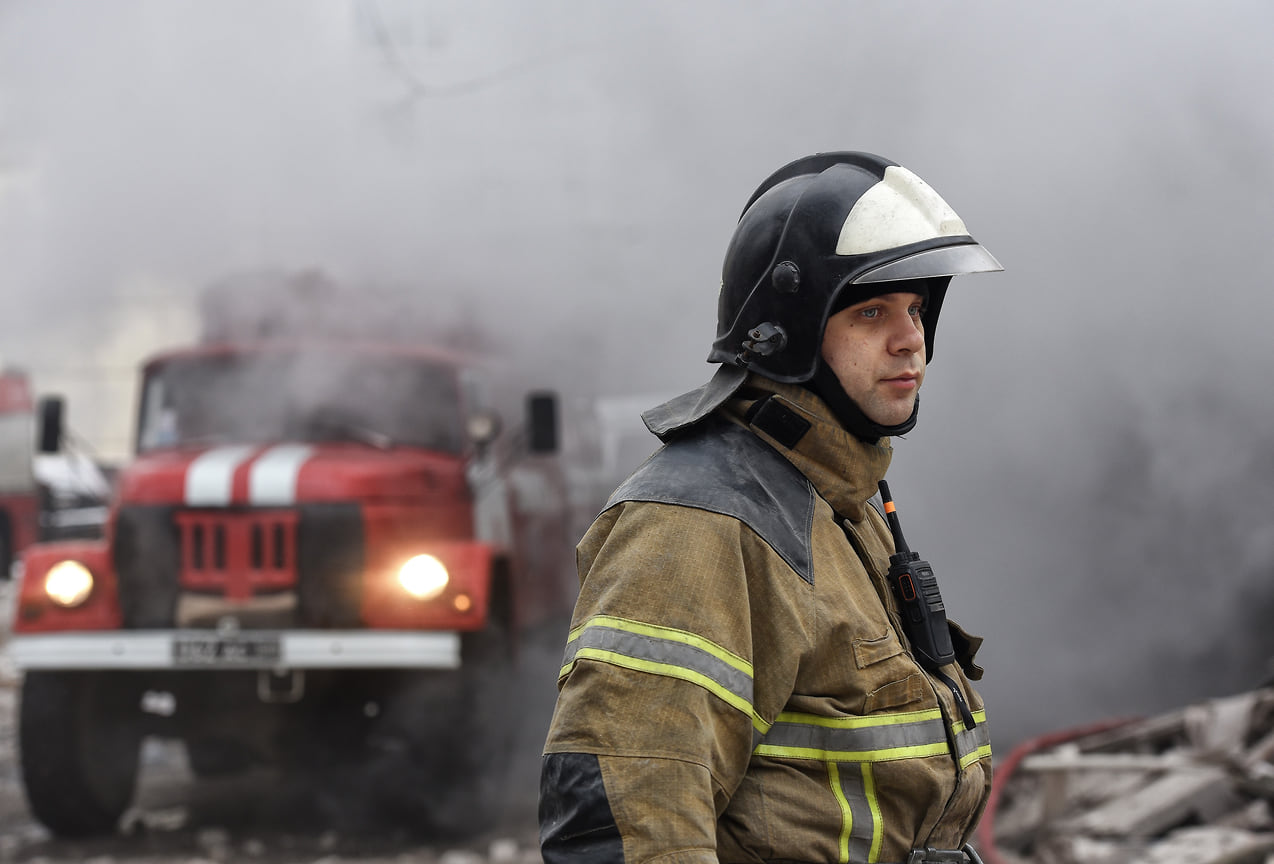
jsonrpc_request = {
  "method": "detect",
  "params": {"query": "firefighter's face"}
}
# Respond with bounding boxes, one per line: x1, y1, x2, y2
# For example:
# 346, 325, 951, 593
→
820, 291, 927, 427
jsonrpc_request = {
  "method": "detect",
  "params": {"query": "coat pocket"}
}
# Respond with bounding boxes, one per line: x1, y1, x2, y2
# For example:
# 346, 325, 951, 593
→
852, 630, 904, 669
863, 672, 929, 713
853, 630, 931, 713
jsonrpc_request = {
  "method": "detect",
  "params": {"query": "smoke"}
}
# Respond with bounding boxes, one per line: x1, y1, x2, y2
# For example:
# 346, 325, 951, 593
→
4, 0, 1274, 753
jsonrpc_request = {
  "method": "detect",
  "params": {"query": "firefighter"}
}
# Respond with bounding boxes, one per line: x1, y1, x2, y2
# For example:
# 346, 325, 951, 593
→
540, 152, 1002, 864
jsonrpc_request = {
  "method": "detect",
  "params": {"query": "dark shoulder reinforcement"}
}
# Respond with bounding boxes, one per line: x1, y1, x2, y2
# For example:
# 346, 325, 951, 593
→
607, 418, 816, 584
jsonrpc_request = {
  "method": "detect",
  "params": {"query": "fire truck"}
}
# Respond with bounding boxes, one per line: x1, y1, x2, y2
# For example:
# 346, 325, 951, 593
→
8, 274, 577, 837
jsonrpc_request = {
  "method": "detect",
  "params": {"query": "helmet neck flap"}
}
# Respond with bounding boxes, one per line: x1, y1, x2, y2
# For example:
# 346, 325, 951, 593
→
807, 360, 919, 443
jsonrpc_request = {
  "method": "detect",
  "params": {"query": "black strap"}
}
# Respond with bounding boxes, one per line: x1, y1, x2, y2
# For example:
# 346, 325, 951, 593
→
933, 667, 977, 730
805, 360, 918, 443
745, 395, 811, 450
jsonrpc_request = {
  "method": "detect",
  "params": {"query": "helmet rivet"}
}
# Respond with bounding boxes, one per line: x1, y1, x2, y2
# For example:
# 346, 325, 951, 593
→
771, 261, 801, 294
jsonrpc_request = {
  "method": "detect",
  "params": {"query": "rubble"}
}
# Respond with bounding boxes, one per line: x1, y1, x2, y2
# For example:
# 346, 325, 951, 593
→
982, 687, 1274, 864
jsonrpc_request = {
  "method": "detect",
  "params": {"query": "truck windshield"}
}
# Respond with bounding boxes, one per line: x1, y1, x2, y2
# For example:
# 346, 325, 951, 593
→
137, 351, 466, 453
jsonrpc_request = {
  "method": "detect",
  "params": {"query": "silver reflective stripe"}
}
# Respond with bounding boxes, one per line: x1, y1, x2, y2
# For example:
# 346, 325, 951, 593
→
955, 713, 992, 768
757, 710, 950, 762
830, 761, 881, 864
561, 617, 756, 720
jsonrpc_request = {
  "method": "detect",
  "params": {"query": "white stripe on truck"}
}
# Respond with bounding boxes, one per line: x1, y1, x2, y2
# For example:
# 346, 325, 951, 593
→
248, 444, 313, 506
184, 445, 256, 506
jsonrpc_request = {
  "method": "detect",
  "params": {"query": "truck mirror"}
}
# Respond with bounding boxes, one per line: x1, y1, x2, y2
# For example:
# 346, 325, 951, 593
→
37, 396, 65, 454
526, 391, 558, 454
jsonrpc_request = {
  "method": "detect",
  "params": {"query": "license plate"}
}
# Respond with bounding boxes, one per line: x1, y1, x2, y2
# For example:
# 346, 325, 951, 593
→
173, 634, 282, 666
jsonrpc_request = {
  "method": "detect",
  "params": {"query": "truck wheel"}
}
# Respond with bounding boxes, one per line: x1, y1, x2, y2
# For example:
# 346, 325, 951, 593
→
365, 617, 516, 838
435, 615, 518, 834
184, 737, 255, 777
19, 671, 143, 837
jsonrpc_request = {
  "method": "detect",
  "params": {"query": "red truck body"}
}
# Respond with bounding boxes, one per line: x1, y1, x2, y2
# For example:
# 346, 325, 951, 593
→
9, 280, 576, 837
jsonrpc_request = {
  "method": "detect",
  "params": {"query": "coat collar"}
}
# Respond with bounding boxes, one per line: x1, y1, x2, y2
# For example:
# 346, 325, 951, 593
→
722, 375, 892, 523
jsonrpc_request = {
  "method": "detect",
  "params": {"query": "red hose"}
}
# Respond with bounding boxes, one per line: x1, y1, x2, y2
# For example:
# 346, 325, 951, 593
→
975, 717, 1140, 864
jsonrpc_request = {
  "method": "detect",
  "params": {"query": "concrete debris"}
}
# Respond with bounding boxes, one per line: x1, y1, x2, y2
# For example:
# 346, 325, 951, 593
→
985, 687, 1274, 864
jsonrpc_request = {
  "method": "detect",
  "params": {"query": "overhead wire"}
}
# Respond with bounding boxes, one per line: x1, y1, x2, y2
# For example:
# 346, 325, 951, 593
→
360, 0, 584, 104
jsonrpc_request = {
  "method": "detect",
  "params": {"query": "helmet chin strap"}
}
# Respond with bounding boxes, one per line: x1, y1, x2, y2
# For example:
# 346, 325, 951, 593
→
806, 361, 919, 443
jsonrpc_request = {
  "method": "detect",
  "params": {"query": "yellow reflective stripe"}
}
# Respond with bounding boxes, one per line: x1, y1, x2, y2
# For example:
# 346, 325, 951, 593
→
829, 761, 883, 863
757, 707, 951, 763
570, 614, 753, 675
954, 709, 993, 768
569, 646, 754, 717
757, 741, 950, 762
863, 762, 883, 864
960, 743, 994, 769
778, 707, 944, 728
560, 616, 772, 736
828, 762, 852, 864
953, 709, 988, 731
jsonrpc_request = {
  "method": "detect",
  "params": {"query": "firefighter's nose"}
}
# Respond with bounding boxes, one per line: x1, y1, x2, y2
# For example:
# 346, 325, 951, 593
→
891, 315, 925, 356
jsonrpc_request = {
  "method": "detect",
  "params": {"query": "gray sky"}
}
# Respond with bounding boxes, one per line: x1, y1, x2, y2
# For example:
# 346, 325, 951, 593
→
3, 0, 1274, 744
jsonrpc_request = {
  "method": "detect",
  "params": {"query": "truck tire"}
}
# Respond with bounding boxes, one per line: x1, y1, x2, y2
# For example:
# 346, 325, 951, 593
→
184, 737, 255, 777
19, 671, 144, 837
364, 616, 516, 838
423, 614, 517, 837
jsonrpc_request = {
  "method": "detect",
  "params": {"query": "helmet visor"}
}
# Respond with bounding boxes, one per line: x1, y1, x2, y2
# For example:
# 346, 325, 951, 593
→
852, 243, 1002, 284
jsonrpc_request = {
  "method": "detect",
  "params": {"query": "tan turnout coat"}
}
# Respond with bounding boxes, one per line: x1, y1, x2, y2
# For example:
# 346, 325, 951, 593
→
541, 376, 991, 864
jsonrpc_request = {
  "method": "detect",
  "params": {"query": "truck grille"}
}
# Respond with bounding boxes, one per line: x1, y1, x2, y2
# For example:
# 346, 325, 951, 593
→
114, 503, 364, 629
175, 510, 297, 600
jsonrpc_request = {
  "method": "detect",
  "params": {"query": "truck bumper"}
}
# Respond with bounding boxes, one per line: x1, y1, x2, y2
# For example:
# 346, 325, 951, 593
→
8, 629, 461, 671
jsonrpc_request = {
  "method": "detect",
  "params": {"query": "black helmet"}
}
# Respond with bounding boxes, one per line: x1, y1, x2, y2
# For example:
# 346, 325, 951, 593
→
709, 152, 1002, 382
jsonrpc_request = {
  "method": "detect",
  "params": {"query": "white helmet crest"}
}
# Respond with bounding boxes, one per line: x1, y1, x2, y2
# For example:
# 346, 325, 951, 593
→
836, 167, 969, 256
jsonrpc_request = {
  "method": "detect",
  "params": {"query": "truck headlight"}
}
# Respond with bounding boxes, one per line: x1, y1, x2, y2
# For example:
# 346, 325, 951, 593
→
45, 560, 94, 608
398, 554, 449, 600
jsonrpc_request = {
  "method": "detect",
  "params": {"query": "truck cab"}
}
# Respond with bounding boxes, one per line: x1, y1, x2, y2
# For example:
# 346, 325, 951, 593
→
10, 325, 574, 837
